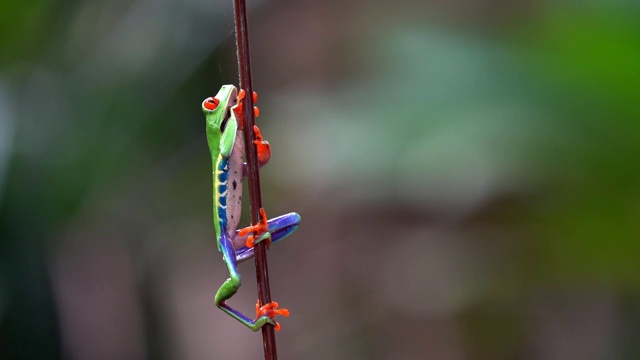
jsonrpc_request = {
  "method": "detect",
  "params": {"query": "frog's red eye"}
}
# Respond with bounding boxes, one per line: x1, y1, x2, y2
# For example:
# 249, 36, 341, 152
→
203, 97, 220, 111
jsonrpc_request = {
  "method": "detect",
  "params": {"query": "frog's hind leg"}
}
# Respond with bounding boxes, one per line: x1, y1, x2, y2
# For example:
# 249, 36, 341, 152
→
215, 234, 277, 331
234, 212, 301, 263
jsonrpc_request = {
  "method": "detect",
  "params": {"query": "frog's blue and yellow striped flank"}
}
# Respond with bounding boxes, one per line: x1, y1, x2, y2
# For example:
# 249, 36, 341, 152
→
215, 157, 230, 233
202, 85, 300, 331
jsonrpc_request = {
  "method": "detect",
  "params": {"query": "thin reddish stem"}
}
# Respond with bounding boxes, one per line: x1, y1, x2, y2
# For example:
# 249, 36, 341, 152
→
232, 1, 278, 359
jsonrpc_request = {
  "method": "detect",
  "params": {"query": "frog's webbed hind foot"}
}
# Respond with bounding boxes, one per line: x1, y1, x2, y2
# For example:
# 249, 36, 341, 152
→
238, 207, 271, 248
255, 300, 290, 331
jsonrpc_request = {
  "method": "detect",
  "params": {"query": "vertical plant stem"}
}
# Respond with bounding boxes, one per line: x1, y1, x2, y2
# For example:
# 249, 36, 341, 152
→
232, 1, 278, 359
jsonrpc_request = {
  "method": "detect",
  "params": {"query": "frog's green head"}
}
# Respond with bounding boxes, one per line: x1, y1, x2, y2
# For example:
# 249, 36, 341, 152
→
202, 84, 237, 132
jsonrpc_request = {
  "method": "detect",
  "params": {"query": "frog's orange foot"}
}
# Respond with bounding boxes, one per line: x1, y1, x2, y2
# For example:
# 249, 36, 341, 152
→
238, 208, 271, 248
235, 89, 260, 127
253, 125, 271, 164
255, 300, 290, 331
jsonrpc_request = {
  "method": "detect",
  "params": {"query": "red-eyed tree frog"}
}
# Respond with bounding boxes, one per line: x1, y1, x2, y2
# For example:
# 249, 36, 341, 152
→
202, 85, 300, 331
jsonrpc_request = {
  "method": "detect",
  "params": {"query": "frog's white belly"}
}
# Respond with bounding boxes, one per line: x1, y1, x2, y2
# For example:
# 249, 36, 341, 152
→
226, 131, 245, 248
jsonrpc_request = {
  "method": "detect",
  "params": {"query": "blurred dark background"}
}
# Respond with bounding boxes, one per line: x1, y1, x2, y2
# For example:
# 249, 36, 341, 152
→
1, 0, 639, 359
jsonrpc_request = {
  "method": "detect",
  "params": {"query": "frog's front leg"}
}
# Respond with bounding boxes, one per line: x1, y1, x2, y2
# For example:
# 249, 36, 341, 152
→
253, 124, 271, 165
215, 233, 288, 331
234, 212, 301, 263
